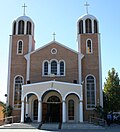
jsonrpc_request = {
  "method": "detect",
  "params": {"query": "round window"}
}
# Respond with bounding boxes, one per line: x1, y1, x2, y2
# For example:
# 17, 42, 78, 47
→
51, 48, 57, 54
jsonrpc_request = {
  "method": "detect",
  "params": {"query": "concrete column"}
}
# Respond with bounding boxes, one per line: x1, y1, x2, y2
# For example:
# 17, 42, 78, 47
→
92, 20, 94, 33
83, 20, 86, 33
38, 100, 42, 122
21, 101, 24, 123
62, 101, 66, 123
48, 62, 51, 75
79, 101, 83, 122
57, 62, 60, 75
24, 21, 27, 34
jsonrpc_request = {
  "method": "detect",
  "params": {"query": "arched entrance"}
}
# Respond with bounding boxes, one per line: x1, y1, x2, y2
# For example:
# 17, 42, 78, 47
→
42, 90, 62, 123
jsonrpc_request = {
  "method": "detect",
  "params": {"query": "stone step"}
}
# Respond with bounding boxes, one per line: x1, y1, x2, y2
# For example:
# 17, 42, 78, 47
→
40, 123, 60, 130
0, 123, 39, 129
61, 122, 105, 129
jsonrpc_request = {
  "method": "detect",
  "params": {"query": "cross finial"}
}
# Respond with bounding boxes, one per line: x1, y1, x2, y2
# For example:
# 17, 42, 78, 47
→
22, 3, 27, 16
84, 1, 90, 14
52, 32, 56, 41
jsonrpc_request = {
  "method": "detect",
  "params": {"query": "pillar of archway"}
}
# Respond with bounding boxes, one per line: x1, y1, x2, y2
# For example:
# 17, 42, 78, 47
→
79, 100, 83, 122
38, 100, 42, 122
62, 100, 66, 123
21, 100, 24, 122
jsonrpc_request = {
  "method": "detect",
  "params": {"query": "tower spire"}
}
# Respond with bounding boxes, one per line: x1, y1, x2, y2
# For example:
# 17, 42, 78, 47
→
84, 1, 90, 14
22, 3, 27, 16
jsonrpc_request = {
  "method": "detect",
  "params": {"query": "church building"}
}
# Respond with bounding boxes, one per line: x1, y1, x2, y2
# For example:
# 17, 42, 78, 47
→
7, 4, 103, 123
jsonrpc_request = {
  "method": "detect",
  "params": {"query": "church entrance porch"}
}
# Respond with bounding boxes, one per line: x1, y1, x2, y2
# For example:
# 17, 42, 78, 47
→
21, 81, 83, 123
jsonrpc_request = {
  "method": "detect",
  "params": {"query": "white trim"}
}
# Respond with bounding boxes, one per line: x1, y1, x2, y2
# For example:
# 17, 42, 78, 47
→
77, 14, 98, 23
98, 34, 103, 107
51, 48, 57, 54
24, 54, 30, 82
22, 80, 81, 87
59, 60, 66, 76
24, 21, 27, 35
42, 60, 49, 76
7, 35, 12, 105
42, 59, 66, 77
85, 74, 96, 110
41, 88, 63, 101
22, 92, 39, 101
86, 38, 93, 54
13, 75, 24, 110
29, 35, 33, 52
17, 40, 23, 55
63, 91, 81, 101
78, 53, 81, 84
83, 20, 85, 34
92, 20, 94, 34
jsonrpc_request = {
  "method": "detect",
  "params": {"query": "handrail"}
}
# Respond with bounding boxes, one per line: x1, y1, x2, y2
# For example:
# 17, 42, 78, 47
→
0, 115, 20, 126
89, 116, 107, 127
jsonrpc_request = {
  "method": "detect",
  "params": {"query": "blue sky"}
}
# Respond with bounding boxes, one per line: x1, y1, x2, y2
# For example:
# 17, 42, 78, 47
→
0, 0, 120, 102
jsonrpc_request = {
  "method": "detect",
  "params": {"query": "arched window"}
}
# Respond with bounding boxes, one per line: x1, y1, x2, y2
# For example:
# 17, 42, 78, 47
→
17, 40, 23, 54
85, 19, 92, 33
14, 76, 24, 109
27, 21, 32, 35
18, 20, 24, 34
33, 99, 38, 120
86, 39, 92, 54
68, 99, 74, 120
60, 61, 64, 75
86, 75, 96, 109
51, 60, 57, 75
94, 20, 98, 33
13, 21, 16, 35
44, 61, 48, 75
79, 20, 83, 34
43, 59, 65, 76
47, 96, 60, 103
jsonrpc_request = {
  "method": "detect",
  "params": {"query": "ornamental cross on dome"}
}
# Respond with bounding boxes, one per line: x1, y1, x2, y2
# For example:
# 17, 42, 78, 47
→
22, 3, 27, 16
84, 1, 90, 14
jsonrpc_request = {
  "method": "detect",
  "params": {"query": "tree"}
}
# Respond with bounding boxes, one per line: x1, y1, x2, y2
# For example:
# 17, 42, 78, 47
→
2, 104, 12, 117
104, 68, 120, 112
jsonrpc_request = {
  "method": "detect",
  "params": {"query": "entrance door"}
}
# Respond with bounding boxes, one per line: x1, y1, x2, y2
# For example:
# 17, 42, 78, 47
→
46, 103, 60, 122
43, 96, 61, 123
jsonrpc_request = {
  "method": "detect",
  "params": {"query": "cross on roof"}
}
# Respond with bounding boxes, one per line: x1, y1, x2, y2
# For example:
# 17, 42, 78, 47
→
84, 1, 90, 14
52, 32, 56, 41
22, 3, 27, 16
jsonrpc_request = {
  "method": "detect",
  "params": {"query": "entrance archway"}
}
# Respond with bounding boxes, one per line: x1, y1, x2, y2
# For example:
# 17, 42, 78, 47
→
46, 96, 60, 122
42, 90, 62, 123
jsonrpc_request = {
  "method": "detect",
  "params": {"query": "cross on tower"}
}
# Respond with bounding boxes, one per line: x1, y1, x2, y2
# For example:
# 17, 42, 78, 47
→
22, 3, 27, 16
84, 1, 90, 14
52, 32, 56, 41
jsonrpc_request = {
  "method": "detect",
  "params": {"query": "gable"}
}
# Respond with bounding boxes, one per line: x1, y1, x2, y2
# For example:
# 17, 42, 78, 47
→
30, 41, 78, 55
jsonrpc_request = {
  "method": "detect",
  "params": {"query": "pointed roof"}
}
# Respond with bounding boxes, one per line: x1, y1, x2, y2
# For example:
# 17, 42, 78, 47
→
30, 40, 78, 55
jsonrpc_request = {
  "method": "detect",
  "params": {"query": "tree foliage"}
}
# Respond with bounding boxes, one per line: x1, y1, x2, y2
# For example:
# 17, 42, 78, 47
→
2, 103, 12, 117
104, 68, 120, 112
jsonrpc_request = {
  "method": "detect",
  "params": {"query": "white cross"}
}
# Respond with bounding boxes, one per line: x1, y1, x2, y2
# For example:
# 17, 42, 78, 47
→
84, 2, 90, 14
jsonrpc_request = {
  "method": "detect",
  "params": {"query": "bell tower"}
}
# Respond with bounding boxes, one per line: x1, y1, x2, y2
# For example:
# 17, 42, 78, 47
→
77, 4, 103, 120
7, 10, 35, 115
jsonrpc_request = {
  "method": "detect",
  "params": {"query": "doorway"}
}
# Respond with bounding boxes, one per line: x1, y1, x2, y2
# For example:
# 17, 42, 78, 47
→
43, 96, 62, 123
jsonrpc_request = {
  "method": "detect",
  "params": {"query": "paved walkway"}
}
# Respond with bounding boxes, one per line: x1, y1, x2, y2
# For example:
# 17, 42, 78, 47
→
0, 122, 120, 132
